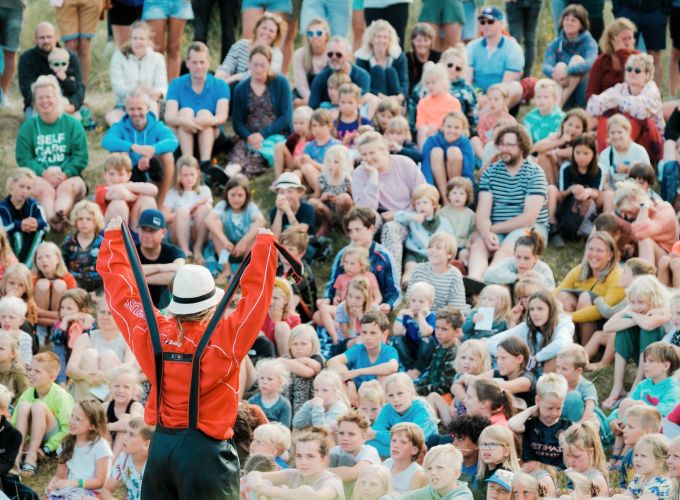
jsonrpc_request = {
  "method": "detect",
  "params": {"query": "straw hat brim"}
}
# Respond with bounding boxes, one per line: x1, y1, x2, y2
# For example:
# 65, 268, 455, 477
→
167, 287, 225, 315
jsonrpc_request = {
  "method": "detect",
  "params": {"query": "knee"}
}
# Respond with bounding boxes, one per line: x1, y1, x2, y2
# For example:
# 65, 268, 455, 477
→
30, 401, 48, 415
446, 146, 462, 160
671, 259, 680, 272
430, 147, 444, 161
577, 291, 592, 308
52, 279, 68, 294
35, 279, 50, 294
196, 109, 212, 119
178, 107, 195, 119
15, 401, 31, 417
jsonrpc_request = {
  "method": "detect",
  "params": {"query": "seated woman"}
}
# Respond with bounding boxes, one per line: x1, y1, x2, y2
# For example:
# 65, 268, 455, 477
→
542, 4, 597, 107
215, 12, 284, 87
405, 23, 441, 94
15, 75, 87, 232
106, 21, 167, 126
587, 53, 664, 162
292, 18, 330, 106
614, 180, 679, 268
556, 231, 624, 346
355, 20, 409, 107
228, 45, 293, 178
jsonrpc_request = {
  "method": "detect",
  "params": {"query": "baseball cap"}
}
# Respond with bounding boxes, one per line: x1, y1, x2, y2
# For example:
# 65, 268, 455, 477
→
139, 209, 166, 230
486, 470, 514, 491
479, 6, 504, 21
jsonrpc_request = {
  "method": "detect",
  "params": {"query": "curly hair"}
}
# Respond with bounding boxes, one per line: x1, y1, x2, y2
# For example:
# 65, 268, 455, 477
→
59, 399, 108, 464
494, 123, 533, 158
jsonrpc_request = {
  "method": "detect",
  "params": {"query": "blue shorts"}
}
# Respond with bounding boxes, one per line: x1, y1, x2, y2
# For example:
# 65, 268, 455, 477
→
242, 0, 292, 13
0, 6, 22, 51
461, 0, 477, 40
142, 0, 194, 20
353, 0, 364, 10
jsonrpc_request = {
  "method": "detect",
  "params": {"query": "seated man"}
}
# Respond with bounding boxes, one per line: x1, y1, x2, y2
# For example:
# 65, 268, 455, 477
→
102, 87, 179, 206
18, 21, 84, 117
164, 41, 229, 177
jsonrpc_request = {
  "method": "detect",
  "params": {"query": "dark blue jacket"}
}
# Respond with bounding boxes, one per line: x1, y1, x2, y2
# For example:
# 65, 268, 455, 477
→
662, 160, 680, 203
355, 52, 409, 100
420, 131, 475, 184
308, 64, 371, 109
0, 196, 47, 237
232, 75, 293, 139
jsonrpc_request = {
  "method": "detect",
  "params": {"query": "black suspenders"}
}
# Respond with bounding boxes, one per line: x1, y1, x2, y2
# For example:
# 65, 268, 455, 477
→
120, 224, 302, 430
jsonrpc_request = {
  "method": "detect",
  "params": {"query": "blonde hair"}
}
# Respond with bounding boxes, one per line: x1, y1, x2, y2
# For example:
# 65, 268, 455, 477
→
557, 344, 589, 371
479, 285, 512, 324
0, 384, 13, 410
428, 232, 457, 257
255, 359, 290, 391
487, 84, 510, 112
0, 331, 19, 362
422, 62, 449, 89
254, 12, 285, 47
338, 82, 361, 102
624, 405, 662, 431
513, 472, 546, 498
408, 281, 435, 306
390, 422, 425, 462
341, 246, 370, 274
1, 264, 36, 323
0, 296, 28, 319
536, 373, 568, 400
357, 19, 401, 59
423, 444, 462, 471
454, 339, 491, 373
440, 44, 467, 71
253, 422, 292, 454
31, 74, 63, 112
34, 242, 68, 279
302, 17, 330, 73
636, 434, 670, 473
273, 277, 294, 319
321, 144, 352, 183
386, 116, 411, 139
128, 416, 154, 441
175, 156, 202, 194
69, 200, 104, 234
104, 153, 133, 173
121, 20, 154, 57
292, 105, 313, 124
287, 324, 320, 357
579, 232, 619, 282
108, 364, 140, 390
446, 176, 474, 206
32, 351, 60, 376
561, 421, 609, 481
607, 113, 632, 133
6, 168, 35, 193
443, 111, 470, 136
311, 108, 333, 127
356, 130, 389, 152
383, 372, 416, 395
412, 184, 440, 211
600, 17, 637, 55
314, 370, 350, 407
353, 465, 393, 500
345, 277, 373, 315
626, 275, 670, 310
626, 53, 654, 82
476, 424, 520, 479
327, 71, 352, 89
534, 78, 561, 102
357, 379, 385, 405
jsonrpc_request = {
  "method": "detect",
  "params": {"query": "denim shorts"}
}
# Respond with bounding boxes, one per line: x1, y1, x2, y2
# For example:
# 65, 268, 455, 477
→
242, 0, 292, 13
0, 6, 22, 51
461, 0, 477, 40
142, 0, 194, 20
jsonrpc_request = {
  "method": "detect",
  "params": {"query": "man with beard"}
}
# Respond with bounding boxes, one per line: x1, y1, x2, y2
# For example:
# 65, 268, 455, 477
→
18, 22, 84, 117
102, 87, 179, 207
467, 123, 549, 280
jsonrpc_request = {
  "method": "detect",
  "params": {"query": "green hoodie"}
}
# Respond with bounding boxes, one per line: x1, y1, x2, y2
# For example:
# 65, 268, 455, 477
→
403, 482, 474, 500
15, 113, 88, 177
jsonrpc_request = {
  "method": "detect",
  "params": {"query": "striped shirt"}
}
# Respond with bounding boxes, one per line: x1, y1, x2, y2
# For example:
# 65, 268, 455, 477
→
217, 39, 283, 79
478, 159, 549, 228
408, 263, 469, 314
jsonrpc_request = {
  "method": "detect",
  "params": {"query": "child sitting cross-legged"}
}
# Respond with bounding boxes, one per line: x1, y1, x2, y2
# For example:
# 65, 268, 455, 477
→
522, 78, 565, 144
331, 246, 382, 306
274, 105, 313, 180
0, 296, 34, 367
484, 337, 537, 411
508, 373, 572, 496
439, 177, 475, 266
280, 324, 324, 416
248, 359, 293, 428
392, 282, 437, 379
560, 421, 609, 497
0, 330, 29, 403
402, 444, 474, 499
292, 370, 349, 429
384, 116, 422, 164
612, 433, 672, 500
249, 422, 292, 470
383, 422, 427, 495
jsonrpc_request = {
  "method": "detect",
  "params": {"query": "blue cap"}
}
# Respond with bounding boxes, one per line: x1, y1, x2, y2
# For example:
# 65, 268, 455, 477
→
139, 209, 166, 230
485, 470, 514, 491
479, 5, 504, 21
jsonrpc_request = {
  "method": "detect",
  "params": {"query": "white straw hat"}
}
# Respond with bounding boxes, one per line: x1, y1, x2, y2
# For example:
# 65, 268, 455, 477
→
168, 265, 224, 315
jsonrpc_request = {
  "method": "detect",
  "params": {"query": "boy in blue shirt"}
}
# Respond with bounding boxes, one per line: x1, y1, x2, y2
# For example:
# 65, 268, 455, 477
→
328, 311, 399, 405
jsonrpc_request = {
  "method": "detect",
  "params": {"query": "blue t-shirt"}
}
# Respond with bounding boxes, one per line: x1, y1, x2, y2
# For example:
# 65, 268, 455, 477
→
215, 201, 263, 243
403, 312, 437, 344
335, 116, 371, 143
303, 137, 341, 164
344, 343, 399, 387
466, 36, 524, 92
166, 74, 230, 114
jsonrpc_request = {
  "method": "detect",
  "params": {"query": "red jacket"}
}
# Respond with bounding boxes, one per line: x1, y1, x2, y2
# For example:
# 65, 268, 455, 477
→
96, 229, 277, 440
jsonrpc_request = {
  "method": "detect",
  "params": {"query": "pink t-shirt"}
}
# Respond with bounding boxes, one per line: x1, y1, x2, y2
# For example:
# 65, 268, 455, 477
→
333, 272, 380, 302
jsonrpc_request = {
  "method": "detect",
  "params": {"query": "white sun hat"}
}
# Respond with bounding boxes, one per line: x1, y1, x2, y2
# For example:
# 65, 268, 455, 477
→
168, 264, 224, 315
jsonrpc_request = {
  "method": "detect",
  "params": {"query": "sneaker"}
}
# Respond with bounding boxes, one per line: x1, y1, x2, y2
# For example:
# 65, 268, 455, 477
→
0, 94, 12, 109
208, 164, 229, 187
549, 233, 565, 248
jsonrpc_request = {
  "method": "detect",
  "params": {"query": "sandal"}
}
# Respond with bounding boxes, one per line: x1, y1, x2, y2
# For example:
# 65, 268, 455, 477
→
20, 462, 37, 477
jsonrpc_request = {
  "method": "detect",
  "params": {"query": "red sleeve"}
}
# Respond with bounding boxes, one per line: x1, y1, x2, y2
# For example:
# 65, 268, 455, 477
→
94, 185, 108, 215
96, 229, 171, 386
586, 56, 605, 101
63, 273, 77, 289
668, 402, 680, 425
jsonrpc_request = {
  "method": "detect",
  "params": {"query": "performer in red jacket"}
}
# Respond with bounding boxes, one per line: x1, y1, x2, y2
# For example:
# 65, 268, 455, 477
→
96, 217, 285, 498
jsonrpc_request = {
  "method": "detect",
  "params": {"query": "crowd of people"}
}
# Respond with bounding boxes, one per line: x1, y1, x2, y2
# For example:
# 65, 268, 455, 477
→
4, 0, 680, 497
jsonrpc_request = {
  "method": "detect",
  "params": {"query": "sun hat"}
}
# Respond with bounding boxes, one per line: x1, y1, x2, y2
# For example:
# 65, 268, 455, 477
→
486, 469, 514, 492
167, 264, 224, 315
271, 172, 305, 191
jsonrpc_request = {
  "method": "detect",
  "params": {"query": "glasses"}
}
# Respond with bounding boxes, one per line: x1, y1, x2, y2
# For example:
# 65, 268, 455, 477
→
478, 18, 496, 25
327, 51, 344, 59
479, 442, 506, 450
307, 30, 325, 38
499, 142, 518, 149
626, 66, 643, 74
50, 61, 68, 67
447, 62, 463, 71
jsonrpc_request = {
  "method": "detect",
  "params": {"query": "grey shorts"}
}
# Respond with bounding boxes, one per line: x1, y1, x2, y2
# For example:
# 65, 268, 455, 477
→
0, 6, 23, 52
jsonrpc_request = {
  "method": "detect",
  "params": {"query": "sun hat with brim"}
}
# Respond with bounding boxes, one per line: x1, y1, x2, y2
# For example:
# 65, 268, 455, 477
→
167, 264, 224, 315
485, 470, 514, 492
271, 172, 305, 191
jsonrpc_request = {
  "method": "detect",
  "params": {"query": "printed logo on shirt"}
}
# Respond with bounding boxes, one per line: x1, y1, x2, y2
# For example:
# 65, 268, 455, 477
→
164, 338, 183, 347
35, 133, 67, 166
123, 299, 145, 319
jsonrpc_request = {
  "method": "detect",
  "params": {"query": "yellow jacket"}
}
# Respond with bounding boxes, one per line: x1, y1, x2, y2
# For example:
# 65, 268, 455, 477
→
556, 264, 624, 323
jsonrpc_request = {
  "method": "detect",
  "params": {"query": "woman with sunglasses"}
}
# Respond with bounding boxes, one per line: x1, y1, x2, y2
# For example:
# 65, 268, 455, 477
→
292, 18, 330, 106
587, 53, 664, 160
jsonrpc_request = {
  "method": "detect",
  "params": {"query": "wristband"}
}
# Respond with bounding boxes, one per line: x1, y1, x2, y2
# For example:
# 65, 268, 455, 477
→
78, 479, 84, 488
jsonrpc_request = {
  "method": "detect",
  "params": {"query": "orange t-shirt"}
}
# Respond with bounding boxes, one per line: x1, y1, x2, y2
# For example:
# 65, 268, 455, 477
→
416, 93, 461, 128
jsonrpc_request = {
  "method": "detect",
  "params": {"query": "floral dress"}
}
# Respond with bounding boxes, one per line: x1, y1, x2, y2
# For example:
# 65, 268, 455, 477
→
627, 474, 672, 499
228, 86, 277, 178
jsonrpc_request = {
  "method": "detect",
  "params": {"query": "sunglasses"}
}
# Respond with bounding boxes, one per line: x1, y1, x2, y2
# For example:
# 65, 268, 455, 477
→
478, 18, 496, 25
447, 62, 463, 71
50, 61, 68, 67
626, 66, 643, 74
327, 51, 344, 59
307, 30, 325, 38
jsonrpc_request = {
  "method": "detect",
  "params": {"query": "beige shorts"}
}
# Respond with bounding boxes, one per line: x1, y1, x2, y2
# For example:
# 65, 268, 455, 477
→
55, 0, 102, 41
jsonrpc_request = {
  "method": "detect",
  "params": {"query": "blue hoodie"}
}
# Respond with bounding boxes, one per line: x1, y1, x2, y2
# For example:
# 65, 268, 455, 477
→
420, 131, 475, 184
101, 112, 179, 167
542, 30, 598, 78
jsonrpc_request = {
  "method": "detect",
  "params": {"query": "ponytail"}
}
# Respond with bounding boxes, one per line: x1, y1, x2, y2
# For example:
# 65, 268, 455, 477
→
473, 379, 516, 419
514, 227, 545, 257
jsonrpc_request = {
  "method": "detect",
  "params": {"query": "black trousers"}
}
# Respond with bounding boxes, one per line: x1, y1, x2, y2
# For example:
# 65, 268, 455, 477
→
142, 427, 240, 499
191, 0, 240, 61
1, 475, 39, 500
364, 2, 410, 49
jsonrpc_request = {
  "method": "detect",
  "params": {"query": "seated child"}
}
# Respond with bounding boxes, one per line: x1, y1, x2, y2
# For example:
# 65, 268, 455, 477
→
277, 227, 317, 323
510, 472, 545, 500
245, 429, 344, 498
321, 71, 351, 113
334, 83, 371, 147
485, 470, 514, 500
45, 400, 113, 499
617, 405, 663, 486
47, 47, 82, 118
449, 340, 492, 424
484, 337, 537, 411
0, 232, 17, 285
353, 464, 394, 500
616, 433, 672, 500
33, 242, 77, 328
280, 324, 324, 416
13, 352, 74, 476
421, 111, 475, 200
367, 373, 437, 458
462, 285, 512, 341
61, 200, 105, 292
472, 424, 521, 500
274, 105, 313, 179
357, 379, 385, 425
522, 79, 565, 144
292, 370, 349, 429
402, 444, 474, 499
249, 423, 292, 470
328, 411, 381, 496
247, 359, 293, 427
382, 422, 427, 494
99, 416, 153, 500
449, 415, 491, 487
94, 154, 158, 233
260, 277, 302, 356
560, 421, 609, 497
473, 84, 515, 152
384, 116, 422, 163
299, 109, 342, 195
53, 288, 95, 387
0, 331, 28, 404
0, 296, 35, 366
105, 366, 144, 459
331, 246, 381, 306
416, 63, 461, 148
394, 184, 453, 287
0, 168, 46, 267
534, 108, 588, 186
629, 163, 663, 203
439, 177, 476, 265
407, 233, 468, 313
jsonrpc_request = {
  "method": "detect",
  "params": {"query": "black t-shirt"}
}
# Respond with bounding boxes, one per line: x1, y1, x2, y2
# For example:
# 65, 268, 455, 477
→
493, 369, 537, 410
559, 162, 603, 191
248, 335, 276, 366
521, 416, 572, 469
136, 242, 185, 309
269, 201, 316, 235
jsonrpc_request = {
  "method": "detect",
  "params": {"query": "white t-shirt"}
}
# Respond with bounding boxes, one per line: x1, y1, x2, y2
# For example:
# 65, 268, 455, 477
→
282, 469, 345, 499
329, 444, 381, 467
599, 142, 650, 190
163, 186, 212, 211
63, 438, 113, 487
111, 451, 145, 500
